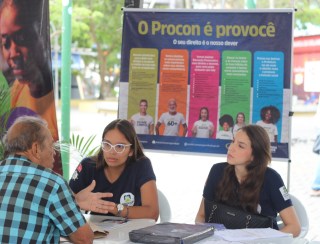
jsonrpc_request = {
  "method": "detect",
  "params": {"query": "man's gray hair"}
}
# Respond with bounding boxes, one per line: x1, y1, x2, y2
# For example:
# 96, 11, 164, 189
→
3, 116, 48, 153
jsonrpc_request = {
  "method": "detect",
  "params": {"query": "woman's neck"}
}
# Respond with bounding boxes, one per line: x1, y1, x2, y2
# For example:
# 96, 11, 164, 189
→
104, 165, 125, 183
234, 165, 248, 183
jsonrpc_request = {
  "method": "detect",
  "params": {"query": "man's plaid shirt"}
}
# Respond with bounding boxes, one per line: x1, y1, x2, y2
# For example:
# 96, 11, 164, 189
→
0, 154, 86, 243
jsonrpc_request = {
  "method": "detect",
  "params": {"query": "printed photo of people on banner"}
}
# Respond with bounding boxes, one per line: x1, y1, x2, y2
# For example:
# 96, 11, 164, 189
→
0, 0, 61, 173
119, 9, 293, 160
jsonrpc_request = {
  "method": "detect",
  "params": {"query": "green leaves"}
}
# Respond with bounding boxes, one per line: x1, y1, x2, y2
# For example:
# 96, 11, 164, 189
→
0, 84, 10, 118
0, 83, 11, 160
69, 133, 100, 157
49, 0, 123, 98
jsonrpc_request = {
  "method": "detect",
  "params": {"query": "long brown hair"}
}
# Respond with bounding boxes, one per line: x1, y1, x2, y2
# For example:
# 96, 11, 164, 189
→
94, 119, 145, 169
216, 124, 271, 213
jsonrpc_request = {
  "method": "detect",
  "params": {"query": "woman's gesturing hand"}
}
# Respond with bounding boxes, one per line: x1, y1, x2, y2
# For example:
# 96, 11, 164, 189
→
75, 180, 116, 214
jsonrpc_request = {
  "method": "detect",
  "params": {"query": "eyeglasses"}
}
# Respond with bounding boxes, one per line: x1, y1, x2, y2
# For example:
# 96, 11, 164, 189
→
101, 141, 132, 154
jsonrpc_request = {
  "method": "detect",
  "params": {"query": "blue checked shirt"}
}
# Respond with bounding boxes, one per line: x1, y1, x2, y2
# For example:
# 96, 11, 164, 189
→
0, 155, 86, 243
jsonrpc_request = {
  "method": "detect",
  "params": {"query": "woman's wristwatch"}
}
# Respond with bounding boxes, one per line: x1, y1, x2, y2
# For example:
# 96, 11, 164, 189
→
116, 203, 124, 217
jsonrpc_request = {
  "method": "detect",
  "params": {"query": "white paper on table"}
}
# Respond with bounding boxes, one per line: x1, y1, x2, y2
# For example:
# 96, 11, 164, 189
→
215, 228, 292, 242
200, 239, 243, 244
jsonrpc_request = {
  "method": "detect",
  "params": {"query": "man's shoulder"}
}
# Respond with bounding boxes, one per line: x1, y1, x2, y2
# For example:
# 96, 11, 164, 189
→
176, 112, 185, 118
131, 112, 140, 118
158, 112, 169, 120
3, 158, 68, 189
34, 166, 68, 187
132, 113, 153, 119
160, 112, 169, 116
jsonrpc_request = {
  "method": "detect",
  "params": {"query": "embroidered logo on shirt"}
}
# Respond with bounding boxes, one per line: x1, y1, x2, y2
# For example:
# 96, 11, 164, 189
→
279, 186, 290, 201
71, 171, 79, 181
76, 164, 82, 172
120, 192, 135, 206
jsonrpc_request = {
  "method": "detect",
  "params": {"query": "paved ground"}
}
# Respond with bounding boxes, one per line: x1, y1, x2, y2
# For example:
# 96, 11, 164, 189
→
58, 106, 320, 242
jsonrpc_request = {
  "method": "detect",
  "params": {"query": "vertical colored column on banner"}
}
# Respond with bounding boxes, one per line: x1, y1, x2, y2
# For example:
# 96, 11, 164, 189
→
252, 51, 284, 143
157, 49, 188, 136
128, 48, 158, 120
188, 50, 220, 138
219, 51, 252, 134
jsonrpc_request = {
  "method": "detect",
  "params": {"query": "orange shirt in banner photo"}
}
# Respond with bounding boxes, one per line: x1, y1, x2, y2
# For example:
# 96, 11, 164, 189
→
157, 49, 188, 137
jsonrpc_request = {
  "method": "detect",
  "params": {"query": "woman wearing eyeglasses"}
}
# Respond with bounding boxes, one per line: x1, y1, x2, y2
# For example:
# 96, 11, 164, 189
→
69, 119, 159, 221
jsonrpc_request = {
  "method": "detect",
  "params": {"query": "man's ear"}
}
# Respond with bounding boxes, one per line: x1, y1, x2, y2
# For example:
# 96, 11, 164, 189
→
31, 142, 40, 159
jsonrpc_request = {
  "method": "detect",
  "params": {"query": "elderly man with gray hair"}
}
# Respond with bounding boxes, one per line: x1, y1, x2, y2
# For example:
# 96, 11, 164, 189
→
0, 116, 115, 243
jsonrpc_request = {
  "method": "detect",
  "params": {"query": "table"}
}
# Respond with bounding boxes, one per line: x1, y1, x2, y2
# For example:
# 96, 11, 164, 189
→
86, 215, 156, 243
63, 215, 301, 244
197, 229, 295, 244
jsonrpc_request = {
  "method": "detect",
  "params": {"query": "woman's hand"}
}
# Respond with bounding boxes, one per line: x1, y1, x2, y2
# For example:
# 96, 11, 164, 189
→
75, 180, 116, 214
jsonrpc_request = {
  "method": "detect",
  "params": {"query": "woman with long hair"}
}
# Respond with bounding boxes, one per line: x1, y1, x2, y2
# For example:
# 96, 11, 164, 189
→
195, 124, 301, 237
69, 119, 159, 220
192, 107, 214, 138
232, 112, 246, 136
256, 105, 281, 143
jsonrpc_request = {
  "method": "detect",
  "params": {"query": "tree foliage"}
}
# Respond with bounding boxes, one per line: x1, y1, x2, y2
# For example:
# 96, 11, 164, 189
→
192, 0, 320, 31
49, 0, 320, 99
295, 0, 320, 29
253, 0, 320, 30
50, 0, 123, 99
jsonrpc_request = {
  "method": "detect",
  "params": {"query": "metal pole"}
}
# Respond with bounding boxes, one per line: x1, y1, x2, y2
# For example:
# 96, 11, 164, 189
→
50, 22, 59, 107
185, 0, 191, 8
287, 160, 291, 191
61, 0, 72, 180
221, 0, 225, 8
269, 0, 274, 8
169, 0, 175, 8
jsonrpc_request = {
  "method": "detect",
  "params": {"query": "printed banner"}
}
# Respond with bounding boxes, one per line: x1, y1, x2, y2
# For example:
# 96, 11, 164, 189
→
119, 9, 293, 159
0, 0, 61, 173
